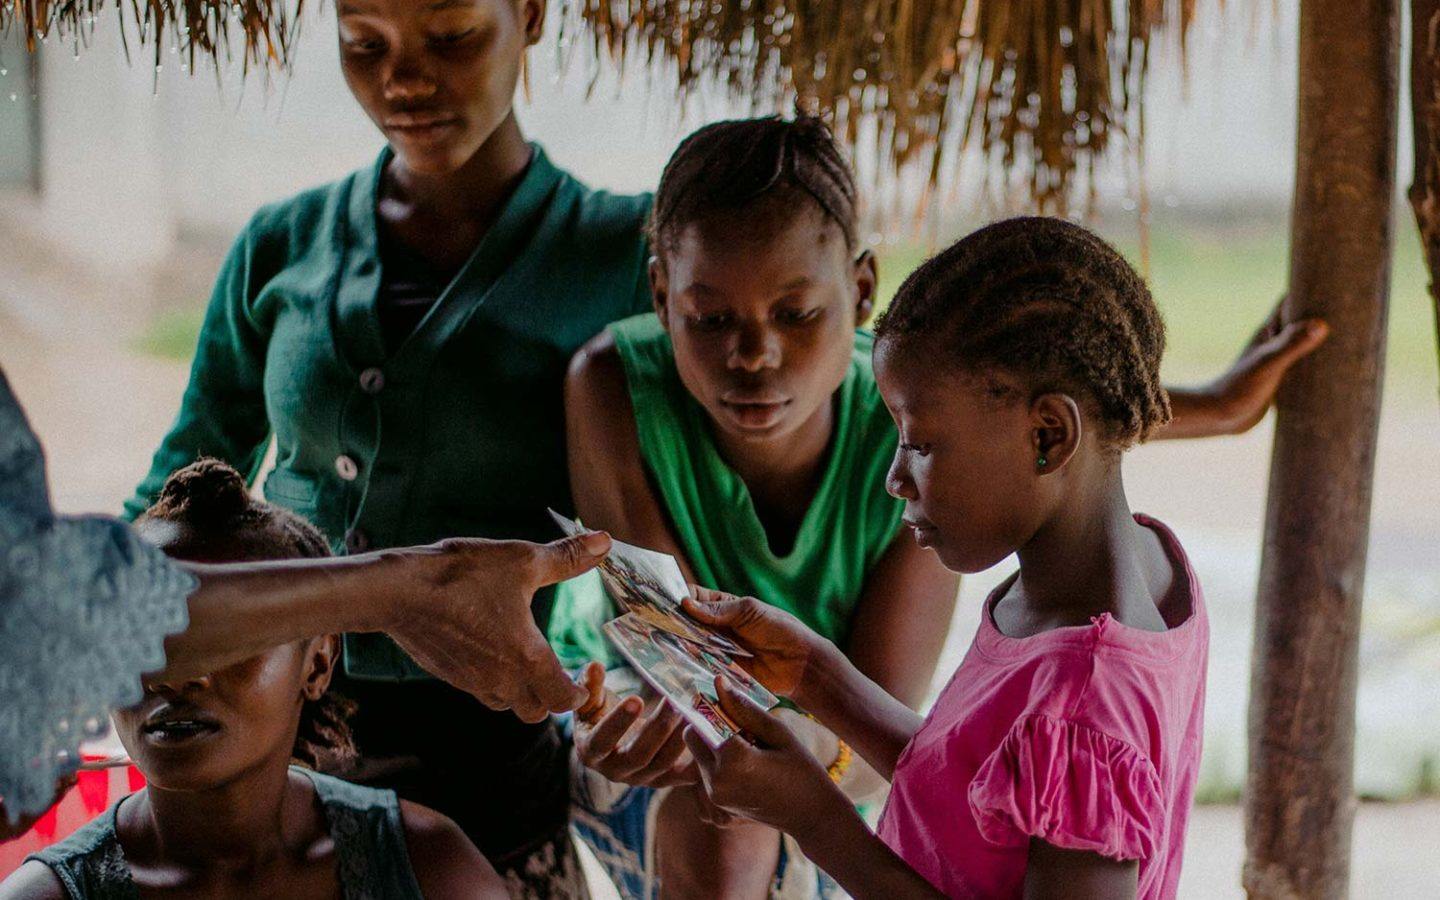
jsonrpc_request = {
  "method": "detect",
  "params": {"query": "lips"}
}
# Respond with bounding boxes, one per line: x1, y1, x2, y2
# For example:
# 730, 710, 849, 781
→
720, 393, 791, 430
384, 112, 461, 142
140, 703, 221, 745
903, 516, 938, 547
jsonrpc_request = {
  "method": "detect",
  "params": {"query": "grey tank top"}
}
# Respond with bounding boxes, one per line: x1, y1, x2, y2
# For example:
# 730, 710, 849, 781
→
25, 767, 425, 900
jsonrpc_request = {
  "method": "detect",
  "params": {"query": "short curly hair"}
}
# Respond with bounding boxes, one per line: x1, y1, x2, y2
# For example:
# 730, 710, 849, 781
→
649, 115, 859, 255
137, 458, 357, 770
874, 217, 1171, 446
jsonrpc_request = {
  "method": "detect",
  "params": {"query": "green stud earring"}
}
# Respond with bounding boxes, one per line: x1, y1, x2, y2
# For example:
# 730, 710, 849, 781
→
1037, 454, 1048, 469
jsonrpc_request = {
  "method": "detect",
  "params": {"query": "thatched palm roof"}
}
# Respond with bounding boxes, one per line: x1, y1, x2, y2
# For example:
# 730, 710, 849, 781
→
561, 0, 1202, 212
0, 0, 306, 71
0, 0, 1202, 210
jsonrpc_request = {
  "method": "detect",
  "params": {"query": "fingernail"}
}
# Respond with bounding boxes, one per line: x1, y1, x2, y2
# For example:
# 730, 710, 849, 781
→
579, 531, 611, 555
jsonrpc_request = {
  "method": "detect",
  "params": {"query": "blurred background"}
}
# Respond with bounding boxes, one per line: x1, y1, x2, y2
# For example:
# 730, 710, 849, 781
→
1, 0, 1436, 895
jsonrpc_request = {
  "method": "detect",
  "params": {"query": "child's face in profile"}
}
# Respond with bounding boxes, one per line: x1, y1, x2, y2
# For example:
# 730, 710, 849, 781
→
653, 203, 876, 448
874, 339, 1047, 574
112, 639, 335, 793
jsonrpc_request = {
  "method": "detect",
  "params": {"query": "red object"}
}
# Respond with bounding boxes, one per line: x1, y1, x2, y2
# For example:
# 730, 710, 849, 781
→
0, 756, 145, 878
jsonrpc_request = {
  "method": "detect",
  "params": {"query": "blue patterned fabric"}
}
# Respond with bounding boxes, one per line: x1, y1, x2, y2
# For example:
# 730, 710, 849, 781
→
0, 368, 194, 823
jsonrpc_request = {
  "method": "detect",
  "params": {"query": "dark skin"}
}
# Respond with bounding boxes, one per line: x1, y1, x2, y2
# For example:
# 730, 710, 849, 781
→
566, 205, 959, 898
671, 337, 1207, 900
0, 528, 506, 900
337, 0, 542, 279
567, 205, 1324, 897
0, 532, 610, 846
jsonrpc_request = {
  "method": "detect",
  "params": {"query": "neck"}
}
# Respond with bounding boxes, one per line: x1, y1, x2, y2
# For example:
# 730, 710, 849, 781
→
386, 112, 533, 223
713, 396, 836, 534
1010, 465, 1169, 631
133, 755, 305, 870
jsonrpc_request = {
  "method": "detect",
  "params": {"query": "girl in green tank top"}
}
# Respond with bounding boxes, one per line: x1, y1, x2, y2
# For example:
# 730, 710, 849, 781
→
551, 117, 1328, 900
0, 461, 503, 900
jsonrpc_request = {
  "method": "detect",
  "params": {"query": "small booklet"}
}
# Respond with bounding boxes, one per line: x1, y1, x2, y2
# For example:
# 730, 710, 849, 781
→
549, 509, 778, 746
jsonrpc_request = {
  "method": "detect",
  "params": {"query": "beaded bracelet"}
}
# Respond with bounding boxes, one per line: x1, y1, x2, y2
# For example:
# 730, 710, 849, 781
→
827, 738, 854, 784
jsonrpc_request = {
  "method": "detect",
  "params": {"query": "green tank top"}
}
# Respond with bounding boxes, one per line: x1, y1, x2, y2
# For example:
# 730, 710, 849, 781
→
549, 313, 904, 668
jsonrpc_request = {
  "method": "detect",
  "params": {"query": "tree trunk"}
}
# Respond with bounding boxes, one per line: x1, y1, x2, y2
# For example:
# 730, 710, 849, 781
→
1243, 0, 1399, 897
1409, 0, 1440, 394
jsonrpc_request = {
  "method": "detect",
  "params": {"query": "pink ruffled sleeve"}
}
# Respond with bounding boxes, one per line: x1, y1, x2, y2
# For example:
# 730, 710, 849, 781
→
967, 714, 1164, 861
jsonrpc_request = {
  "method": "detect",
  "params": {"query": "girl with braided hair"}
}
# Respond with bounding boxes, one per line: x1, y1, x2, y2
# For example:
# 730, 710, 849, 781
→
2, 459, 506, 900
552, 117, 1321, 899
670, 217, 1214, 899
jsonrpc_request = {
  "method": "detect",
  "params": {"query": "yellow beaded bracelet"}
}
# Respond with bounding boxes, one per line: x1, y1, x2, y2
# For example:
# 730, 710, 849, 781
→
827, 739, 854, 784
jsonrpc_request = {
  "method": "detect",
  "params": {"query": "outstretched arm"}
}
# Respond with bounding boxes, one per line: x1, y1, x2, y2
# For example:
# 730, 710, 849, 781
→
163, 534, 608, 721
1156, 303, 1328, 440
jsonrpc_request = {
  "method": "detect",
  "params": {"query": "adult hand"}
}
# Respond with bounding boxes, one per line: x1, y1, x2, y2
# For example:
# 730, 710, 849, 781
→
385, 532, 611, 723
573, 662, 696, 788
683, 587, 836, 705
683, 679, 847, 836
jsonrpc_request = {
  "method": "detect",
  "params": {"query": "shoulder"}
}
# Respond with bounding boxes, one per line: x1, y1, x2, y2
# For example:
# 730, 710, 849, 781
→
398, 800, 507, 900
547, 157, 652, 244
0, 862, 67, 900
565, 331, 642, 471
231, 165, 369, 270
567, 329, 635, 415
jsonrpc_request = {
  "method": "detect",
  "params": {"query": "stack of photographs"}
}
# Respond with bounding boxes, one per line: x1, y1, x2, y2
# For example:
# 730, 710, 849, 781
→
549, 509, 777, 745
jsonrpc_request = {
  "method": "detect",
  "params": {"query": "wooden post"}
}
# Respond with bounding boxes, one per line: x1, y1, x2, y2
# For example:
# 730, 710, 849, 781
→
1409, 0, 1440, 394
1243, 0, 1399, 897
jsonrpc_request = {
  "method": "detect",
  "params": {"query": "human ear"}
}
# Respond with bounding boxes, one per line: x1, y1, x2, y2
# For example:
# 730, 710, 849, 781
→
301, 635, 341, 701
521, 0, 546, 45
1029, 393, 1083, 474
649, 256, 672, 329
852, 249, 878, 326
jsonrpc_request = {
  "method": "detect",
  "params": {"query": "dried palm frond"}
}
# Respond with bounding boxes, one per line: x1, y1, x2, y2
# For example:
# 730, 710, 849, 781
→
560, 0, 1205, 214
0, 0, 305, 74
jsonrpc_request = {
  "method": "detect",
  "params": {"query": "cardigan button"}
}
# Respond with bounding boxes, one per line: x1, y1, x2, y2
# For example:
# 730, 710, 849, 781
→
358, 367, 385, 395
344, 528, 371, 553
334, 454, 360, 481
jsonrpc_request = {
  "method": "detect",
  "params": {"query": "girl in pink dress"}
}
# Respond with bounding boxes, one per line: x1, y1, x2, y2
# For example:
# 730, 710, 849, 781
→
673, 216, 1210, 899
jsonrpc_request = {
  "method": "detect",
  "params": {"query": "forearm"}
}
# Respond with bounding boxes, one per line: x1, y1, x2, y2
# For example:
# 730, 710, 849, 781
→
776, 710, 889, 804
1152, 386, 1241, 440
160, 550, 410, 680
792, 802, 945, 900
798, 644, 925, 780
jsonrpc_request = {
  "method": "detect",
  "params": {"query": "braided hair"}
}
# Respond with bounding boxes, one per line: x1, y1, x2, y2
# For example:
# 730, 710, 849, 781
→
875, 217, 1171, 447
649, 115, 860, 256
136, 458, 357, 769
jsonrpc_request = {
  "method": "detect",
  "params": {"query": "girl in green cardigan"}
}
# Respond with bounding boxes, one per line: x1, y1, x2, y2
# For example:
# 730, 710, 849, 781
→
126, 0, 650, 894
550, 116, 1329, 899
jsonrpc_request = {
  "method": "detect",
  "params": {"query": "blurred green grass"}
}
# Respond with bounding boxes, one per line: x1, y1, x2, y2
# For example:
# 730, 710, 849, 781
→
138, 220, 1439, 391
873, 219, 1439, 389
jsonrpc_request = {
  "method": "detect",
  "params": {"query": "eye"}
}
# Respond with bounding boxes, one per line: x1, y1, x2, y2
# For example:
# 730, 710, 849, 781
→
428, 27, 476, 46
899, 442, 932, 456
775, 306, 822, 325
687, 312, 734, 332
340, 32, 386, 54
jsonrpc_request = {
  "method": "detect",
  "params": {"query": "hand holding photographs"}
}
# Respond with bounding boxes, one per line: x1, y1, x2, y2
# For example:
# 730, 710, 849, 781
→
548, 509, 749, 657
604, 613, 777, 747
549, 509, 773, 745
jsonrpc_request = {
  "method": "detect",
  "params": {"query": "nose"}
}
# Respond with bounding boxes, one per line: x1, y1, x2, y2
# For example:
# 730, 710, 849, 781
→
728, 321, 780, 373
886, 449, 918, 501
142, 672, 211, 697
383, 49, 438, 103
